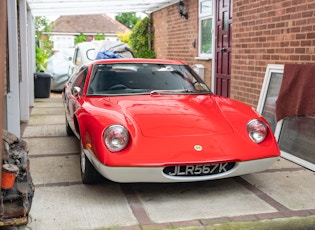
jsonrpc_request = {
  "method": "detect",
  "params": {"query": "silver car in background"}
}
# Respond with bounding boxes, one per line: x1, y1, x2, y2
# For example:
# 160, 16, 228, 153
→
46, 48, 74, 91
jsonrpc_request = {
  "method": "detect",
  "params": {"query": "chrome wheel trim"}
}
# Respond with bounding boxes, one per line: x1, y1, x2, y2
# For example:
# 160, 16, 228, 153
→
80, 148, 86, 174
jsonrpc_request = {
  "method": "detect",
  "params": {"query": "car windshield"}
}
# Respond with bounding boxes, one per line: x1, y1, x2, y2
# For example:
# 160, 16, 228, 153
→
87, 63, 212, 95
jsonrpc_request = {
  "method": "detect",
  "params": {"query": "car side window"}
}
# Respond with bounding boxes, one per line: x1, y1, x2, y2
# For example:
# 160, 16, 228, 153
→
72, 68, 88, 95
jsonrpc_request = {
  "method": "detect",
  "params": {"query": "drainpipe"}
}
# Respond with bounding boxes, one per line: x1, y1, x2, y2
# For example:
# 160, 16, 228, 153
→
0, 0, 8, 189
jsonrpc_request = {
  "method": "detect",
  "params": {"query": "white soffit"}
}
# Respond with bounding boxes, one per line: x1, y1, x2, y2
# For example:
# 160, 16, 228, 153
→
27, 0, 179, 16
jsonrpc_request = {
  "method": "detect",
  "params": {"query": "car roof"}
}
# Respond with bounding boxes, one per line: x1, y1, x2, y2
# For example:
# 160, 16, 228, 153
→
90, 58, 186, 65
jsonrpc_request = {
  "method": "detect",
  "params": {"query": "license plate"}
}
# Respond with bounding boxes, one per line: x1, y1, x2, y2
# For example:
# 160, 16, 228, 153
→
163, 162, 235, 177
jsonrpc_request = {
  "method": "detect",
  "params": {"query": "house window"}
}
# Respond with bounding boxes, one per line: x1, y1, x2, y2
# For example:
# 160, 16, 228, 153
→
51, 36, 75, 50
198, 0, 213, 59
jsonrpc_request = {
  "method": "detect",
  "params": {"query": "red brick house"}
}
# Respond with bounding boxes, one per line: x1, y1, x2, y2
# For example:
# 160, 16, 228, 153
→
151, 0, 315, 108
151, 0, 315, 169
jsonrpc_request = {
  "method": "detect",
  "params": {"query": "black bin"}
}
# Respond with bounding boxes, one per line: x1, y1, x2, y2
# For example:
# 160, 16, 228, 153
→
34, 72, 52, 98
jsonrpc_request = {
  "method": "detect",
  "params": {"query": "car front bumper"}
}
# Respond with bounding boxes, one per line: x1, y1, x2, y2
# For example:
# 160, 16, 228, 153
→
85, 149, 278, 183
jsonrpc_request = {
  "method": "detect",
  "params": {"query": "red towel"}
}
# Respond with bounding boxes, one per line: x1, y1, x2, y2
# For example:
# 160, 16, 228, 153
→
276, 64, 315, 121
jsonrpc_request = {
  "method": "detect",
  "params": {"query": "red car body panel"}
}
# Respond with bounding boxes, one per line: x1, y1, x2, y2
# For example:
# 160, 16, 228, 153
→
74, 94, 279, 167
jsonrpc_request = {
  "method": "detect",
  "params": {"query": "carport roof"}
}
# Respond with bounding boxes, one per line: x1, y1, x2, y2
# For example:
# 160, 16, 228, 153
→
27, 0, 179, 16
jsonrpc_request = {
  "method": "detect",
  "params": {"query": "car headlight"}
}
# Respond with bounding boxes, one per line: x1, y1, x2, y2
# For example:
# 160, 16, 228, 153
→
103, 125, 130, 152
247, 119, 268, 143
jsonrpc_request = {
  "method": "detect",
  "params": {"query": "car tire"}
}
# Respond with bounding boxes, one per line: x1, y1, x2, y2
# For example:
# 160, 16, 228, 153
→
65, 114, 74, 136
80, 143, 103, 184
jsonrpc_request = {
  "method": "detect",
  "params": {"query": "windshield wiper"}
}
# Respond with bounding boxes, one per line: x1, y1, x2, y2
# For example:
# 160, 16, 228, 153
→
150, 89, 194, 95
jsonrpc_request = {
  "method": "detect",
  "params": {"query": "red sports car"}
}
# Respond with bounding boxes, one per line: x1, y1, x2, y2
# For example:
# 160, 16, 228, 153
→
62, 59, 280, 184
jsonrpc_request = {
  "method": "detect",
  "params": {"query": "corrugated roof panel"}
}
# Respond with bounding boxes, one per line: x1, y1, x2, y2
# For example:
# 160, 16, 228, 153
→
27, 0, 179, 16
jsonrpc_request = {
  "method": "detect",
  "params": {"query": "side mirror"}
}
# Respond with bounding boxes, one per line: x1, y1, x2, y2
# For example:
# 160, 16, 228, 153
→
73, 86, 81, 97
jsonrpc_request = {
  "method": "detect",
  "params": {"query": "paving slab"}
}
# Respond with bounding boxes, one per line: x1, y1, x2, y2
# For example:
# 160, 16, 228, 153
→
243, 169, 315, 210
32, 101, 63, 108
23, 124, 67, 137
28, 114, 65, 125
30, 107, 65, 116
35, 93, 62, 101
269, 157, 302, 169
30, 155, 81, 185
133, 179, 276, 223
27, 184, 138, 230
25, 136, 80, 156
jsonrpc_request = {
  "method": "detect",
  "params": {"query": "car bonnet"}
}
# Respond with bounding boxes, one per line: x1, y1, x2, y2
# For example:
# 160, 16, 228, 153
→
113, 94, 234, 137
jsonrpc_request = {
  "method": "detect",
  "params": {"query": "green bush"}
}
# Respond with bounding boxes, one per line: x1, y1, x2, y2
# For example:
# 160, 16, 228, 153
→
130, 17, 156, 58
35, 45, 48, 72
35, 16, 54, 72
118, 31, 132, 46
35, 39, 53, 72
75, 33, 87, 44
95, 33, 105, 40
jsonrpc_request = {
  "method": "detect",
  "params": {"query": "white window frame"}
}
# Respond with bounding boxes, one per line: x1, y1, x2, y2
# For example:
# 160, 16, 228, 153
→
50, 35, 75, 50
197, 0, 214, 60
257, 64, 315, 171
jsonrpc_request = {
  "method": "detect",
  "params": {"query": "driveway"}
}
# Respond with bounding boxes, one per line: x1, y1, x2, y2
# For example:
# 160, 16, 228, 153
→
12, 93, 315, 230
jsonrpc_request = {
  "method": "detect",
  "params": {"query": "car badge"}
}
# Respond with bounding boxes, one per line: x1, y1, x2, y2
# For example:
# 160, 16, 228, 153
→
194, 145, 203, 151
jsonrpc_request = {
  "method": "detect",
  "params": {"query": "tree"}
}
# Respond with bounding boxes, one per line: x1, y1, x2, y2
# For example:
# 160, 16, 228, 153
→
115, 13, 141, 29
35, 16, 53, 40
117, 31, 131, 46
130, 17, 155, 58
35, 16, 54, 72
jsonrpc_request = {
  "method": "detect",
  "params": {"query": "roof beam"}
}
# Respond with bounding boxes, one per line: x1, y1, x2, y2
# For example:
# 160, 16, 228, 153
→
27, 0, 178, 16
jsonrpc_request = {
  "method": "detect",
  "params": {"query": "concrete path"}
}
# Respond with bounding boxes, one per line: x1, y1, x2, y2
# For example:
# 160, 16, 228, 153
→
7, 93, 315, 230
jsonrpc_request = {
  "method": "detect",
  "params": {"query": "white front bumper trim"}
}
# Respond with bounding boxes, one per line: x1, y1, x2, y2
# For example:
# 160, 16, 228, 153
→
84, 149, 278, 183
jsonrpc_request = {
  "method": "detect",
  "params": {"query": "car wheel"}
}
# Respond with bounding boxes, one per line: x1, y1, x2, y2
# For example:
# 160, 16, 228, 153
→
65, 114, 74, 136
80, 143, 103, 184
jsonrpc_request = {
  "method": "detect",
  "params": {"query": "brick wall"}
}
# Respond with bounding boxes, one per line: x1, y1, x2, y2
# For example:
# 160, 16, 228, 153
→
232, 0, 315, 107
152, 0, 213, 86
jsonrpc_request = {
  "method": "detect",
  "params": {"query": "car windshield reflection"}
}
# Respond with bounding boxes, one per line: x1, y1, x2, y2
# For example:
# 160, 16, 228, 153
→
87, 63, 212, 95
